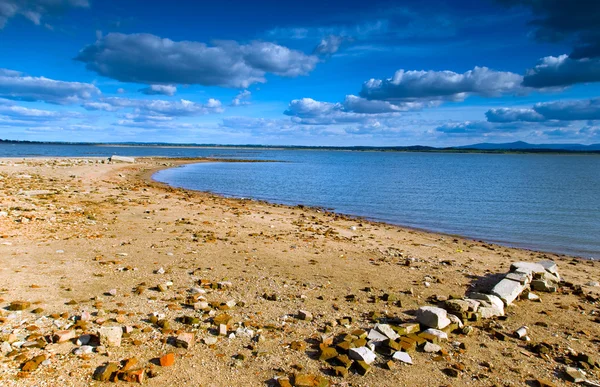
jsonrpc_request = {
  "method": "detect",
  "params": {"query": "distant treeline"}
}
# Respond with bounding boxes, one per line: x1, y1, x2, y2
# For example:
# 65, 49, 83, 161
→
1, 138, 599, 154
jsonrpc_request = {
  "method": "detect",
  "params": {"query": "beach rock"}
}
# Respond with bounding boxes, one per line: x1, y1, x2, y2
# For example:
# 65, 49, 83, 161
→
538, 260, 560, 278
392, 351, 413, 364
53, 330, 76, 343
367, 329, 388, 342
510, 262, 547, 275
505, 272, 532, 285
349, 347, 377, 365
98, 326, 122, 347
416, 306, 451, 329
423, 342, 442, 353
375, 323, 399, 340
298, 310, 313, 321
9, 301, 30, 311
73, 345, 94, 355
109, 155, 135, 163
93, 362, 119, 381
421, 328, 448, 341
175, 332, 194, 349
491, 278, 526, 306
564, 367, 586, 383
447, 314, 464, 328
444, 299, 471, 313
159, 353, 175, 367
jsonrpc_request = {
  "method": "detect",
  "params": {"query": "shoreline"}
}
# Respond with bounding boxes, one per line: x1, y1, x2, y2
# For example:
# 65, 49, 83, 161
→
0, 156, 598, 386
147, 159, 595, 261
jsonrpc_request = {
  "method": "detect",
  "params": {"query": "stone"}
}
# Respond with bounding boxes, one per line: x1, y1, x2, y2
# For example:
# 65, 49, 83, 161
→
355, 360, 371, 375
367, 329, 388, 342
98, 326, 122, 347
73, 345, 94, 355
505, 272, 532, 284
122, 369, 145, 384
538, 260, 559, 277
395, 323, 421, 335
175, 332, 194, 349
109, 155, 135, 163
444, 299, 471, 313
1, 341, 12, 354
334, 366, 349, 377
421, 328, 448, 341
298, 310, 313, 321
514, 326, 528, 339
294, 374, 316, 386
375, 323, 400, 340
423, 342, 442, 353
93, 362, 119, 381
510, 262, 546, 275
447, 314, 464, 328
159, 353, 175, 367
491, 278, 526, 306
349, 346, 377, 365
204, 336, 218, 345
319, 347, 338, 361
392, 351, 413, 364
564, 367, 586, 383
21, 355, 46, 371
9, 301, 30, 311
213, 313, 232, 325
108, 289, 117, 296
53, 330, 76, 343
531, 279, 558, 293
416, 306, 451, 329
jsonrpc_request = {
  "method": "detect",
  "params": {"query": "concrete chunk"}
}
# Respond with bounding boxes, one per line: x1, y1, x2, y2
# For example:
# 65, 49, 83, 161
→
416, 306, 451, 329
510, 262, 546, 275
375, 324, 399, 340
490, 279, 526, 306
392, 351, 413, 364
349, 347, 377, 364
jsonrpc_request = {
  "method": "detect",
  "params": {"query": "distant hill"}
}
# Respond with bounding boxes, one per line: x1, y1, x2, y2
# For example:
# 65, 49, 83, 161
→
458, 141, 600, 151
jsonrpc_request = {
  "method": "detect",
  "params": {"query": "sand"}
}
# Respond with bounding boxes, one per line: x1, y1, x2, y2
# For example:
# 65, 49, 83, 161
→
0, 157, 598, 386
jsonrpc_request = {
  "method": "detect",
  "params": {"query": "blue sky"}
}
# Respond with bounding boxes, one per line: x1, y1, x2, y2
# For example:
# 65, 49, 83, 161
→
0, 0, 599, 146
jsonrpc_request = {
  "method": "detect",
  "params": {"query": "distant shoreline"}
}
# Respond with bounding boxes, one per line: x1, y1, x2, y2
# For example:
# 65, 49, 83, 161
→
2, 139, 600, 155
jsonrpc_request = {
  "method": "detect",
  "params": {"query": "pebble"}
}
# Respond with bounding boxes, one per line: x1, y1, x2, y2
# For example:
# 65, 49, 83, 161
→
423, 342, 442, 353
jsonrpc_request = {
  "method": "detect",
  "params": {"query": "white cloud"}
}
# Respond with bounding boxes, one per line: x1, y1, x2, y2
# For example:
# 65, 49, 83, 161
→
0, 68, 100, 104
0, 0, 89, 29
139, 84, 177, 96
313, 35, 346, 55
360, 66, 524, 102
230, 90, 251, 107
82, 97, 224, 117
523, 55, 600, 88
75, 33, 319, 88
485, 98, 600, 122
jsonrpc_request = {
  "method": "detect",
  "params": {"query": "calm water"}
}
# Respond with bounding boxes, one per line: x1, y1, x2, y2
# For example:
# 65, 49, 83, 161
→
1, 143, 599, 259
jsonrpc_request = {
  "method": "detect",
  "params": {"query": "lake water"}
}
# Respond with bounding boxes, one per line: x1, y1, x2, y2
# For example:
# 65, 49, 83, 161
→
2, 143, 599, 259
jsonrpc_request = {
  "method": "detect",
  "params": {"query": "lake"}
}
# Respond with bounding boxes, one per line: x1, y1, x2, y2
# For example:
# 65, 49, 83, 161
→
2, 143, 599, 259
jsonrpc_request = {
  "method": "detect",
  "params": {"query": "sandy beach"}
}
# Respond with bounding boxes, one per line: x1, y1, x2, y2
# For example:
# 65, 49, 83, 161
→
0, 157, 598, 387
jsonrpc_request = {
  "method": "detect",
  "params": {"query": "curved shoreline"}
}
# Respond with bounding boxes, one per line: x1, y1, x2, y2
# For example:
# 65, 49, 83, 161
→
141, 158, 590, 260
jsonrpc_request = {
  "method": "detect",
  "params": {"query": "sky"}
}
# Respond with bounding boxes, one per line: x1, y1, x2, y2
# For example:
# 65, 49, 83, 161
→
0, 0, 599, 146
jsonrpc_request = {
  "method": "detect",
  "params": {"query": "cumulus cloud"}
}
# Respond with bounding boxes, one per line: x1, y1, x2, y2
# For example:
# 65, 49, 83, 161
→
0, 104, 77, 121
82, 97, 224, 117
486, 108, 545, 123
313, 35, 346, 55
522, 55, 600, 88
534, 98, 600, 121
75, 33, 319, 88
486, 98, 600, 123
360, 66, 524, 102
0, 0, 88, 29
139, 84, 177, 96
0, 68, 100, 104
283, 97, 414, 126
230, 90, 251, 107
498, 0, 600, 59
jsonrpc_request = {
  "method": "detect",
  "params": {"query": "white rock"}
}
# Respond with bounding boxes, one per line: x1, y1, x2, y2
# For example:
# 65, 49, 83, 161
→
156, 267, 165, 275
491, 278, 525, 306
392, 351, 413, 364
190, 287, 206, 294
349, 346, 377, 365
375, 323, 399, 340
204, 336, 218, 345
423, 342, 442, 353
510, 262, 546, 275
367, 329, 388, 343
422, 328, 448, 341
416, 306, 451, 329
109, 155, 135, 163
98, 326, 122, 347
447, 314, 464, 329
